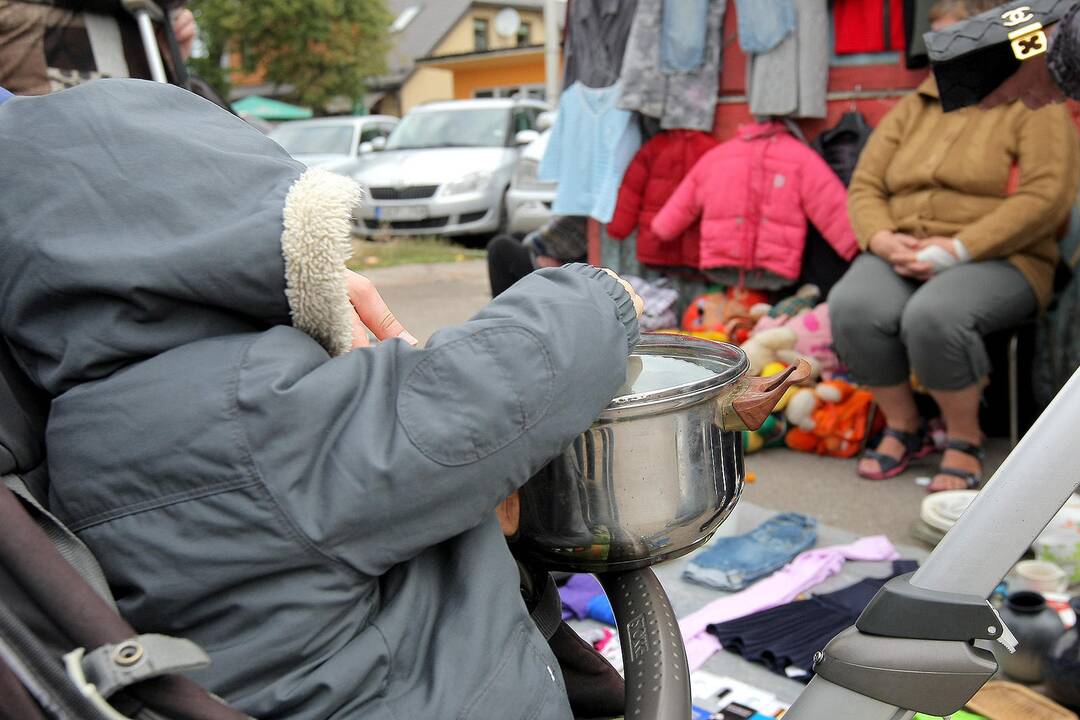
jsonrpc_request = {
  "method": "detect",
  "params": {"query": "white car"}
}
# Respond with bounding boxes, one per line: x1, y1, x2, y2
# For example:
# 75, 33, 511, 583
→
352, 98, 551, 237
268, 115, 398, 176
506, 119, 556, 235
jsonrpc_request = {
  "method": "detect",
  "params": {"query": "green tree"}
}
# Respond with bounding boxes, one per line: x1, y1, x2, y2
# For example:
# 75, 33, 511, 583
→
188, 0, 391, 111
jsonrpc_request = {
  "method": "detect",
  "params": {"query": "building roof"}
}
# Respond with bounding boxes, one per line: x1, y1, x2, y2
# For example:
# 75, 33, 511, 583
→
371, 0, 544, 90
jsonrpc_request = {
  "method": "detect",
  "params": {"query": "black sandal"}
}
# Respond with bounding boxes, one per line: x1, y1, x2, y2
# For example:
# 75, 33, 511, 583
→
928, 439, 985, 493
858, 427, 931, 480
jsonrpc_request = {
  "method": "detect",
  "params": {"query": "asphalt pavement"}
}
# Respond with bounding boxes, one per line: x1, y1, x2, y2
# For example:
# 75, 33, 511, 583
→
364, 259, 1012, 548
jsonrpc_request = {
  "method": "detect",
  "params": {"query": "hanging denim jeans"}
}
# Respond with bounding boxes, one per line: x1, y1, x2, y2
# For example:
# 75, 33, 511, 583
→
683, 512, 818, 591
734, 0, 796, 54
660, 0, 710, 73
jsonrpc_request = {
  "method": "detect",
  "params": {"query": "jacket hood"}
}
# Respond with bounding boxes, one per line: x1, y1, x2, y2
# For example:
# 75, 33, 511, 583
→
0, 79, 361, 396
737, 120, 791, 141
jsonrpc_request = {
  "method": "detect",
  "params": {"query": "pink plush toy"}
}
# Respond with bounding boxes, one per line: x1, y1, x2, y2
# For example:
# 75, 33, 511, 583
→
749, 303, 840, 380
789, 304, 839, 379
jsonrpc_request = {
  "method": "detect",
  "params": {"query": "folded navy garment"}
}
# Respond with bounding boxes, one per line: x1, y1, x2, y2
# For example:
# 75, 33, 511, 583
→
707, 560, 920, 680
683, 512, 818, 591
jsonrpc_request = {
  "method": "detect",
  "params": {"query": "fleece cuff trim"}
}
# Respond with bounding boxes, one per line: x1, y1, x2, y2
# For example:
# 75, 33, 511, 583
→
281, 168, 363, 357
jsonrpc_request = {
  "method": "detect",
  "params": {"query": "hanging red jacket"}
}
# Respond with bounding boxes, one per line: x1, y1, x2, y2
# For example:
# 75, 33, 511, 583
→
607, 129, 719, 267
834, 0, 906, 55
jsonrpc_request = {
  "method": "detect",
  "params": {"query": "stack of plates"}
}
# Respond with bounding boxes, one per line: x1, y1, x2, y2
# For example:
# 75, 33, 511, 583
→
911, 490, 979, 546
921, 490, 980, 533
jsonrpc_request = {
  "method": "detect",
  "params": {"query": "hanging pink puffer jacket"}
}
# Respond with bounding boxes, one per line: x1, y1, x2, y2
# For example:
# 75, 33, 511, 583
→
652, 121, 858, 279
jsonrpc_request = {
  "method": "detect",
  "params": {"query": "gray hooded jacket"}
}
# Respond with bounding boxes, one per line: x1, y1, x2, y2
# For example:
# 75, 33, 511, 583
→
0, 80, 638, 720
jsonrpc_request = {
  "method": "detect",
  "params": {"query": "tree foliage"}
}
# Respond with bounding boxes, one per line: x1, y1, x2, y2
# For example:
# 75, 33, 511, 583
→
188, 0, 391, 111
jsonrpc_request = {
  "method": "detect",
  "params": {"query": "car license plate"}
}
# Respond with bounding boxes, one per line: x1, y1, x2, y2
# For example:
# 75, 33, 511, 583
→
374, 205, 427, 221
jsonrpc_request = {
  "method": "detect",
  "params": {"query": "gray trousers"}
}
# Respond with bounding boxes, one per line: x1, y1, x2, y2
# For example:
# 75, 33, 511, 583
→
828, 254, 1037, 390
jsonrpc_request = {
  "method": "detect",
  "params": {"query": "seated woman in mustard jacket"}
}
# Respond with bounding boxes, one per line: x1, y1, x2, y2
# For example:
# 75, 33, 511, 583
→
830, 0, 1080, 492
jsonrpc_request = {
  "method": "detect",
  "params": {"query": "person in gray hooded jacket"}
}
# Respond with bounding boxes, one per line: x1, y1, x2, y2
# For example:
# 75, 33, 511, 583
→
0, 79, 641, 720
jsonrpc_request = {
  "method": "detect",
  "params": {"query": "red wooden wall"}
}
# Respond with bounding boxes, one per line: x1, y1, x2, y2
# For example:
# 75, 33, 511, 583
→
710, 4, 929, 139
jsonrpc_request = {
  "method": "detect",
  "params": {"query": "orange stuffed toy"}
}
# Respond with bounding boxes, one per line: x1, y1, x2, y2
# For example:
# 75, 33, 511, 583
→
784, 380, 883, 458
681, 287, 770, 344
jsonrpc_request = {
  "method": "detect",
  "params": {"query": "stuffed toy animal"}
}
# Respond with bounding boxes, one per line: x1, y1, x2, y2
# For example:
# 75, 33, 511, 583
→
751, 284, 821, 329
743, 412, 787, 453
747, 304, 839, 379
681, 287, 770, 335
787, 304, 840, 379
740, 328, 824, 380
784, 380, 883, 458
740, 327, 798, 376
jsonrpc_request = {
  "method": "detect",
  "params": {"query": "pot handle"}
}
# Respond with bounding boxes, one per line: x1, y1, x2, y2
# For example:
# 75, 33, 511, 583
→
720, 358, 813, 431
597, 569, 691, 720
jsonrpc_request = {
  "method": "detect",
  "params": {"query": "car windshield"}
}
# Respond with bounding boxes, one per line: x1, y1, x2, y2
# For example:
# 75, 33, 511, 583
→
270, 124, 354, 155
385, 108, 509, 150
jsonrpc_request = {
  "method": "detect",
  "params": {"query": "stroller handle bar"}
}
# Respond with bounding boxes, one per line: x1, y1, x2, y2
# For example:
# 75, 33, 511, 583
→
786, 366, 1080, 719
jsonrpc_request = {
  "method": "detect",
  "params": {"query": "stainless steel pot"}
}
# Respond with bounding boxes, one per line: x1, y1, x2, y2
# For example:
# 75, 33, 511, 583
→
515, 333, 810, 573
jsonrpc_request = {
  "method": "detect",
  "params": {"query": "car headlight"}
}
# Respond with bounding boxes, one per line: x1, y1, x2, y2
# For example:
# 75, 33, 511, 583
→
440, 170, 492, 196
513, 158, 540, 189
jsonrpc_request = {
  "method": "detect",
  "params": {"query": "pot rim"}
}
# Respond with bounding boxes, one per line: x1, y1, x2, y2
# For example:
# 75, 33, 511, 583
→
601, 333, 749, 418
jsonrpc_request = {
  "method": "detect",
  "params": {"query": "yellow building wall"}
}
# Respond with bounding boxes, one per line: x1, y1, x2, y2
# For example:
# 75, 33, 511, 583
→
453, 58, 545, 99
436, 8, 545, 55
401, 66, 455, 112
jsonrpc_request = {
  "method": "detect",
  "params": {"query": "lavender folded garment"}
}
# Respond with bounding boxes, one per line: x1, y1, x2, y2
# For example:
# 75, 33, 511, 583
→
683, 512, 818, 591
560, 574, 616, 625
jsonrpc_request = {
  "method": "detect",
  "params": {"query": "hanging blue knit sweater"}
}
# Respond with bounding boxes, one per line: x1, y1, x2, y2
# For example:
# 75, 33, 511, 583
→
539, 82, 641, 223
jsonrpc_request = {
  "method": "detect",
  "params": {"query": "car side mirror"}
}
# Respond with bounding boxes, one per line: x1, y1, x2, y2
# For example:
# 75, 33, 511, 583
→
358, 141, 374, 154
536, 111, 555, 131
371, 136, 387, 151
515, 129, 540, 146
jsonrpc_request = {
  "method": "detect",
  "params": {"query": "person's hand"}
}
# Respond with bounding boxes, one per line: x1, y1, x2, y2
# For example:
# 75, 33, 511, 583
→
919, 236, 958, 255
170, 8, 197, 61
496, 491, 520, 537
869, 231, 935, 279
893, 236, 955, 280
892, 255, 935, 280
344, 271, 419, 349
980, 37, 1065, 110
601, 268, 645, 319
868, 230, 919, 263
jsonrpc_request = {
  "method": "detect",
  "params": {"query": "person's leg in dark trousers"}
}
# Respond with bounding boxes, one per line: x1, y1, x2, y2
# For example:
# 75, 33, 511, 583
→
829, 254, 923, 478
900, 260, 1037, 490
486, 234, 534, 297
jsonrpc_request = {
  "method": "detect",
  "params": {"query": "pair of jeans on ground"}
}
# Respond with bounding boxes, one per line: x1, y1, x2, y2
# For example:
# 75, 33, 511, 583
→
685, 513, 818, 591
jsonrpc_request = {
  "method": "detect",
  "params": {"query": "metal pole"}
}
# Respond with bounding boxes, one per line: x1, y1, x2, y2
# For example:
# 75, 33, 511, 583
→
786, 368, 1080, 719
133, 10, 168, 83
543, 0, 562, 105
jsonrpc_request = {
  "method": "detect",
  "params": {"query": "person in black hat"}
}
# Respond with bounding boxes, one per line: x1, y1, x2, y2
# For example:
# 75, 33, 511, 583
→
980, 2, 1079, 109
487, 216, 589, 296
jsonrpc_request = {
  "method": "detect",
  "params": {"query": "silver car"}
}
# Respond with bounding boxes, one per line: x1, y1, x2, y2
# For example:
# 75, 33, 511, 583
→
268, 115, 398, 176
353, 98, 551, 237
506, 118, 557, 235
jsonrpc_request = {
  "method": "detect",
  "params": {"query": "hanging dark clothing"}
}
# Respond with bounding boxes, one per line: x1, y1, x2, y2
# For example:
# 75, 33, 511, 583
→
707, 560, 919, 680
810, 111, 872, 188
562, 0, 638, 89
904, 0, 932, 69
833, 0, 905, 55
